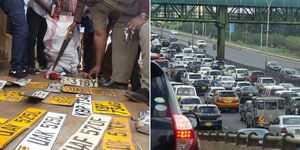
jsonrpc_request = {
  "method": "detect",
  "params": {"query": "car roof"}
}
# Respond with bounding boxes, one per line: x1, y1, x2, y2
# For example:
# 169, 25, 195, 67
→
210, 87, 225, 89
237, 81, 251, 83
181, 96, 201, 99
259, 77, 274, 79
196, 104, 218, 107
254, 96, 284, 100
236, 68, 248, 70
280, 115, 300, 118
289, 87, 300, 90
217, 90, 234, 93
264, 85, 284, 89
173, 85, 195, 88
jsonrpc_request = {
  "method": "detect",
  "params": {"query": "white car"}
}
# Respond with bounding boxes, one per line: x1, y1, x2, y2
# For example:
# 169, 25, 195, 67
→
232, 81, 252, 92
279, 83, 294, 90
261, 85, 284, 96
274, 90, 296, 97
196, 40, 207, 48
206, 87, 226, 104
202, 58, 213, 66
232, 68, 248, 80
194, 54, 205, 61
182, 73, 202, 85
223, 65, 236, 76
289, 87, 300, 96
254, 77, 276, 90
182, 48, 194, 57
179, 96, 203, 111
204, 70, 222, 81
182, 56, 195, 64
170, 30, 178, 35
269, 115, 300, 138
197, 67, 212, 75
173, 85, 197, 100
172, 54, 184, 61
217, 76, 235, 89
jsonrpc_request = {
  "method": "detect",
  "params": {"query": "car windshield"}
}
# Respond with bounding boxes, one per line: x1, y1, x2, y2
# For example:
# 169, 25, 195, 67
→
222, 77, 234, 81
291, 89, 300, 93
216, 62, 225, 65
184, 58, 194, 61
176, 56, 183, 59
262, 79, 275, 83
242, 87, 258, 93
269, 61, 279, 65
184, 50, 192, 53
285, 70, 297, 75
181, 98, 201, 104
204, 59, 212, 63
227, 66, 235, 70
196, 106, 218, 113
210, 71, 221, 76
199, 80, 209, 85
201, 68, 211, 71
175, 65, 185, 69
238, 82, 251, 87
240, 130, 269, 136
189, 74, 202, 79
237, 70, 248, 74
197, 55, 205, 58
220, 92, 236, 97
193, 62, 202, 65
270, 89, 282, 96
265, 101, 277, 110
177, 88, 195, 96
283, 117, 300, 125
252, 72, 265, 77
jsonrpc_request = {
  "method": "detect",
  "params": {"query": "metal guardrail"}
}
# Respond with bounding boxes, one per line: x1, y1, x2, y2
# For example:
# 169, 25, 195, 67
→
198, 131, 300, 150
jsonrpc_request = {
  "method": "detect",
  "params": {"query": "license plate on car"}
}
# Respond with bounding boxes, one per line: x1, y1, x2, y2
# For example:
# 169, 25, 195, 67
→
225, 100, 232, 103
201, 86, 206, 90
205, 122, 212, 126
295, 129, 300, 133
249, 93, 253, 96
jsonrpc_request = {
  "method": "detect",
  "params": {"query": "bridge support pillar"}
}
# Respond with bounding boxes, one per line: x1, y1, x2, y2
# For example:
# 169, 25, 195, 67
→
216, 6, 227, 61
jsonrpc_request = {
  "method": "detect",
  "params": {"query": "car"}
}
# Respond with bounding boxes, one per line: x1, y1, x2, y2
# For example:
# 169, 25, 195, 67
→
163, 49, 176, 60
182, 72, 202, 85
288, 97, 300, 115
193, 79, 210, 96
169, 35, 178, 42
274, 90, 297, 98
170, 30, 178, 35
197, 66, 212, 75
202, 58, 213, 66
236, 86, 259, 104
193, 104, 222, 130
237, 128, 269, 144
232, 81, 252, 92
169, 42, 181, 53
280, 68, 299, 77
248, 71, 266, 83
254, 77, 276, 91
289, 87, 300, 96
173, 85, 197, 100
195, 40, 207, 51
151, 62, 200, 150
279, 83, 294, 90
223, 65, 236, 76
179, 96, 204, 111
269, 115, 300, 137
212, 61, 226, 70
161, 38, 170, 47
182, 56, 195, 64
232, 68, 249, 81
204, 70, 222, 81
190, 46, 200, 53
211, 90, 240, 112
151, 39, 162, 53
172, 54, 184, 62
205, 87, 226, 104
160, 47, 169, 55
261, 85, 284, 96
217, 76, 235, 89
267, 61, 282, 71
194, 54, 205, 61
240, 100, 252, 122
182, 48, 194, 57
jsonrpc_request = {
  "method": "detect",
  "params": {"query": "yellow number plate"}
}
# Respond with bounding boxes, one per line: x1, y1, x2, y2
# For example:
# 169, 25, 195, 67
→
0, 118, 7, 125
225, 100, 232, 103
92, 101, 131, 117
90, 88, 116, 97
24, 82, 49, 89
0, 91, 24, 102
9, 108, 46, 127
0, 123, 27, 148
205, 122, 212, 126
46, 96, 78, 106
62, 86, 92, 94
102, 117, 135, 150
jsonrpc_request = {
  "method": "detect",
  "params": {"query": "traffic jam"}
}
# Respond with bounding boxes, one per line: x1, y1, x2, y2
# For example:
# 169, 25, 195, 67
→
0, 75, 149, 149
151, 30, 300, 149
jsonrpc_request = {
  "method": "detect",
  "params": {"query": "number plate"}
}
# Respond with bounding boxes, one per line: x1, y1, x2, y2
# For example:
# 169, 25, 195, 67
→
62, 86, 92, 95
295, 129, 300, 133
0, 123, 27, 148
44, 82, 62, 93
101, 117, 135, 150
0, 80, 7, 90
24, 82, 49, 89
72, 94, 92, 117
29, 91, 50, 99
46, 96, 78, 106
60, 77, 98, 87
92, 101, 131, 117
11, 78, 32, 87
0, 118, 7, 125
0, 91, 24, 102
15, 112, 66, 150
225, 100, 232, 103
58, 114, 112, 150
205, 122, 212, 126
201, 86, 206, 90
90, 88, 116, 97
249, 93, 253, 96
9, 108, 46, 127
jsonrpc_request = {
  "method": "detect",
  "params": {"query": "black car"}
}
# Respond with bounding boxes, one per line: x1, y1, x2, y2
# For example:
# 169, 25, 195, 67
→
193, 80, 210, 96
193, 104, 222, 130
212, 61, 226, 70
236, 86, 259, 104
169, 42, 181, 53
161, 38, 170, 47
151, 62, 200, 150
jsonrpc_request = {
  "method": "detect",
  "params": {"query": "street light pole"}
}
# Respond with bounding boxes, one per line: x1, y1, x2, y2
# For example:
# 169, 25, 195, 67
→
266, 0, 273, 47
192, 22, 195, 47
260, 24, 263, 50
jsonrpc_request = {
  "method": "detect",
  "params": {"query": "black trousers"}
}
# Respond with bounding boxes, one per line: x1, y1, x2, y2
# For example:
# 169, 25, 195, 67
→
26, 7, 47, 68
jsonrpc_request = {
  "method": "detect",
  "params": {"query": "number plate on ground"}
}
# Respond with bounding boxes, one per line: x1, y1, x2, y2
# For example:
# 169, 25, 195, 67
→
24, 82, 49, 89
72, 94, 92, 117
15, 112, 66, 150
0, 91, 24, 102
101, 117, 135, 150
205, 122, 212, 126
61, 77, 98, 87
58, 114, 111, 150
0, 123, 27, 148
295, 129, 300, 133
62, 86, 92, 94
9, 108, 46, 127
90, 88, 116, 97
92, 101, 131, 117
44, 82, 62, 93
0, 80, 7, 90
46, 96, 78, 106
11, 78, 32, 87
29, 91, 50, 99
0, 118, 7, 125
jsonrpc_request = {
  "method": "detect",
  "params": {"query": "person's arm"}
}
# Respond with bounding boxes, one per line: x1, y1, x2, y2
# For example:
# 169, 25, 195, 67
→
34, 0, 51, 14
138, 0, 149, 16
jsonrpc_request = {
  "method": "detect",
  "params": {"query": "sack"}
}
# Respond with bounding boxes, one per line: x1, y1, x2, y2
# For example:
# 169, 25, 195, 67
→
135, 110, 149, 135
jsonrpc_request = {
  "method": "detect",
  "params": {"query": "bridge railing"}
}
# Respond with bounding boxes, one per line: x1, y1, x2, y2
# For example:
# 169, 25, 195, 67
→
198, 131, 300, 150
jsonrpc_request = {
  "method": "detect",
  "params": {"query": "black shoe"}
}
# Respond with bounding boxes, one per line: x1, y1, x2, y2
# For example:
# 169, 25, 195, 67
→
27, 67, 40, 75
101, 80, 128, 90
9, 69, 28, 78
125, 88, 149, 105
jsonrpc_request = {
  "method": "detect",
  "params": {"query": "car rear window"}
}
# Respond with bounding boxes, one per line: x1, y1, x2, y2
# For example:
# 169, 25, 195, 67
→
237, 70, 248, 74
265, 101, 277, 110
257, 101, 264, 110
177, 88, 195, 96
220, 92, 236, 97
252, 72, 265, 77
238, 82, 251, 87
227, 66, 235, 70
189, 74, 202, 79
210, 71, 221, 76
262, 79, 275, 83
181, 98, 201, 104
196, 106, 219, 113
283, 117, 300, 125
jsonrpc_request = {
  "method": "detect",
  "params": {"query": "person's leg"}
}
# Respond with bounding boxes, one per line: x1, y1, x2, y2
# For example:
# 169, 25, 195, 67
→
2, 0, 28, 78
130, 48, 141, 91
36, 16, 48, 70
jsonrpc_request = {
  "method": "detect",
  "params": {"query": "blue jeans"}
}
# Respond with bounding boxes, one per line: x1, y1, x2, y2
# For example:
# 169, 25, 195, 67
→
0, 0, 28, 70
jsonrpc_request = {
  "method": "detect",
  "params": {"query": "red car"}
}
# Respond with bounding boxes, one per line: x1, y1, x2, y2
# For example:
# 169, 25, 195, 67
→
248, 71, 266, 83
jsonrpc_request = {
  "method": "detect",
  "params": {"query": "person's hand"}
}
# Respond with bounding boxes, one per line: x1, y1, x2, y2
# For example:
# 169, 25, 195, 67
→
127, 15, 148, 32
88, 65, 101, 79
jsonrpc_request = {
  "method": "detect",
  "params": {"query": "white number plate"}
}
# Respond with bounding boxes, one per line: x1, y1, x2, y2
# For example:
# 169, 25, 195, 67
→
44, 82, 62, 93
61, 77, 98, 87
0, 80, 7, 90
12, 78, 32, 87
15, 112, 67, 150
58, 114, 112, 150
72, 94, 92, 117
31, 91, 50, 99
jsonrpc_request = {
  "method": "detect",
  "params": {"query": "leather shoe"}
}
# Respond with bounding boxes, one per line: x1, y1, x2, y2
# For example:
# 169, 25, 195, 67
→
125, 88, 149, 105
101, 80, 128, 90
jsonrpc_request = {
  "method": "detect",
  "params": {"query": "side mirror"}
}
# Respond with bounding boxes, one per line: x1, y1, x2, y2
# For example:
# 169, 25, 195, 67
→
183, 112, 199, 129
269, 121, 273, 125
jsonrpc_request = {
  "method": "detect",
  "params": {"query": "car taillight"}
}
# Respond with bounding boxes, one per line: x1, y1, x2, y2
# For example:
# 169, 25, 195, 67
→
216, 114, 222, 119
256, 116, 265, 123
172, 114, 196, 150
281, 128, 288, 134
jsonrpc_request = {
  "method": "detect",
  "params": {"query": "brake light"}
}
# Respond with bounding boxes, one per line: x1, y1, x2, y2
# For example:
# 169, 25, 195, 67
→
281, 128, 288, 134
172, 114, 196, 150
257, 116, 265, 124
216, 114, 222, 119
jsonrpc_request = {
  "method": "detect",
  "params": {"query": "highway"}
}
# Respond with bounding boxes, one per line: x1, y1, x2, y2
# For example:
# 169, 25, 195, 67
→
152, 28, 300, 70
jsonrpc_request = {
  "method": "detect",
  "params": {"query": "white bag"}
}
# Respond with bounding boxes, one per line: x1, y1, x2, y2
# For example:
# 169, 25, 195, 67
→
136, 110, 150, 135
44, 15, 80, 73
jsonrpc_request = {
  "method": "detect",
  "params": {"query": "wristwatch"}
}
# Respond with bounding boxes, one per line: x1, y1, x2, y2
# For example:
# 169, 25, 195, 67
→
139, 13, 149, 19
